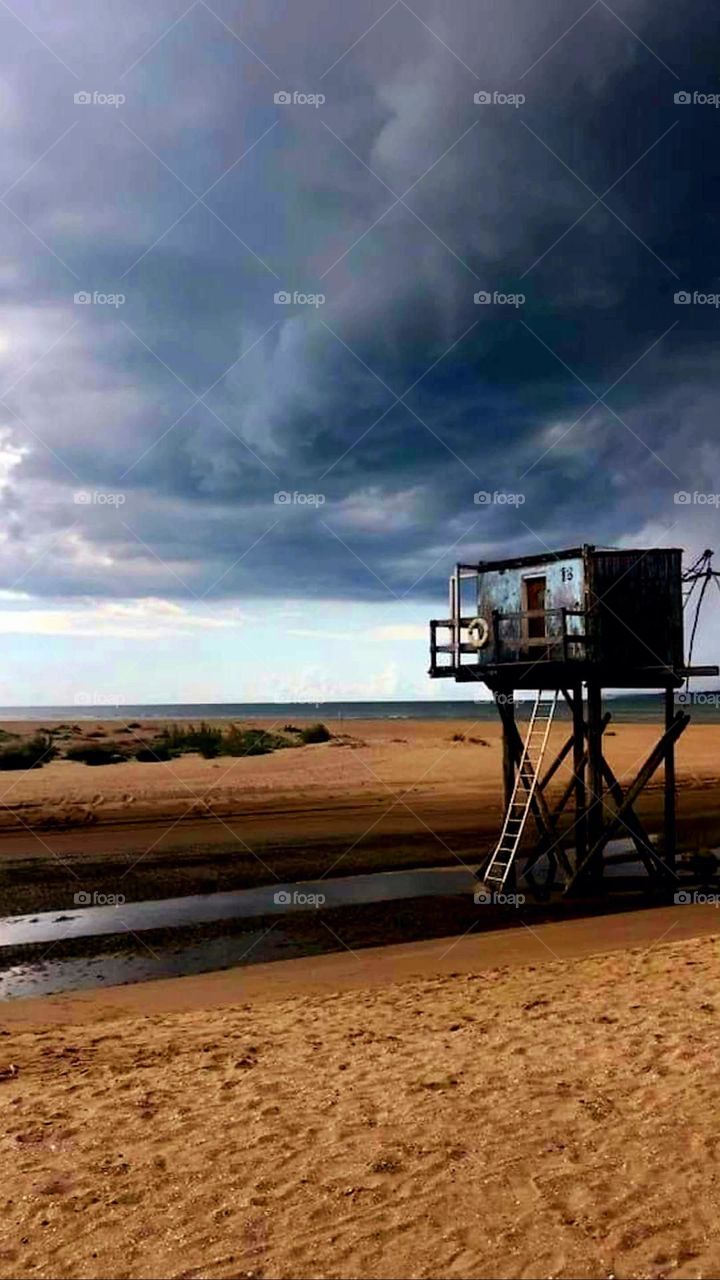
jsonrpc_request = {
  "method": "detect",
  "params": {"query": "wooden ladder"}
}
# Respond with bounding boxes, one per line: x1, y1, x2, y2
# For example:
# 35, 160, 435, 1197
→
483, 691, 559, 893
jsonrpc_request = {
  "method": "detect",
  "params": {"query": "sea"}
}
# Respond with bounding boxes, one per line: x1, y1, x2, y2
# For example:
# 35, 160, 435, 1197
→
1, 694, 719, 723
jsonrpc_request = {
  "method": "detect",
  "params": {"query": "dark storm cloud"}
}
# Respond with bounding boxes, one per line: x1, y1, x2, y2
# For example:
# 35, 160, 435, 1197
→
0, 0, 719, 604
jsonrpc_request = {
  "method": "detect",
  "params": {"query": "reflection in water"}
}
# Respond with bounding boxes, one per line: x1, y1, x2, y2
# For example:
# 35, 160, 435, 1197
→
0, 927, 294, 1001
0, 840, 663, 1002
0, 867, 479, 947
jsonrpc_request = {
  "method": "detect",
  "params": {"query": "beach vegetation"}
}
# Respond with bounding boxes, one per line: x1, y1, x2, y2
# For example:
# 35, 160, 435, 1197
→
299, 722, 331, 744
0, 732, 58, 771
61, 720, 333, 765
134, 741, 178, 762
65, 741, 127, 766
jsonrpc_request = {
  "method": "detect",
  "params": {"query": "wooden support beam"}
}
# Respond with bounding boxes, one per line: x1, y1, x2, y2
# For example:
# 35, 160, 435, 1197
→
496, 693, 515, 819
664, 685, 677, 871
566, 712, 690, 891
586, 682, 604, 877
495, 692, 517, 892
523, 840, 573, 885
523, 700, 606, 891
539, 729, 574, 791
569, 685, 587, 867
549, 711, 610, 824
600, 756, 675, 883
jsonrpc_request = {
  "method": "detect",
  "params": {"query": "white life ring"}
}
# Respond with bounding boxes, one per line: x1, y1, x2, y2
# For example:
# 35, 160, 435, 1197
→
468, 616, 489, 650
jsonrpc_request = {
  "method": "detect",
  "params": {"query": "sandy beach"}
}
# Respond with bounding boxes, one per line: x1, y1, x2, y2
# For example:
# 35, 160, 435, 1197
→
3, 906, 720, 1279
3, 716, 720, 1277
2, 718, 720, 916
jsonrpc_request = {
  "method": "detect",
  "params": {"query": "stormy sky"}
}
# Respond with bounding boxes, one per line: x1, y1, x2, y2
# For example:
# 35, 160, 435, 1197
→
0, 0, 719, 701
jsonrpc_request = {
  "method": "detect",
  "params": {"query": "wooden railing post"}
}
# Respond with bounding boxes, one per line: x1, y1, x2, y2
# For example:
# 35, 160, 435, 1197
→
450, 570, 459, 669
492, 610, 500, 662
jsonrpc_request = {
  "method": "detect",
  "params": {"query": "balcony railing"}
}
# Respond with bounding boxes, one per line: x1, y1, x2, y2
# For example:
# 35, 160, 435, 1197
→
430, 606, 589, 675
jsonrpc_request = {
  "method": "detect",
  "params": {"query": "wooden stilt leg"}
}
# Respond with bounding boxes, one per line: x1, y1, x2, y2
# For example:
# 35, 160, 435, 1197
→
571, 684, 587, 873
586, 681, 604, 887
500, 692, 515, 820
498, 691, 517, 892
664, 685, 677, 872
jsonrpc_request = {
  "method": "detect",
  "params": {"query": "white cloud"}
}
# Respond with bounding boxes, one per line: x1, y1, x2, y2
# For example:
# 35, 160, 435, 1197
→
0, 596, 245, 639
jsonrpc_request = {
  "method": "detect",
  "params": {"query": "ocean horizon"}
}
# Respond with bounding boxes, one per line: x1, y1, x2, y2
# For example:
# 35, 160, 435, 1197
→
1, 694, 719, 723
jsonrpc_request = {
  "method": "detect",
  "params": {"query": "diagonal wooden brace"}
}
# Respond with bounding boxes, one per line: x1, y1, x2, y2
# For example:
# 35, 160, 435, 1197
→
599, 757, 677, 883
549, 712, 611, 822
566, 712, 690, 891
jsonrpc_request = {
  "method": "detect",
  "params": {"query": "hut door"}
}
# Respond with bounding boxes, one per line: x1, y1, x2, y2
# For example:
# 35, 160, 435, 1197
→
524, 575, 546, 640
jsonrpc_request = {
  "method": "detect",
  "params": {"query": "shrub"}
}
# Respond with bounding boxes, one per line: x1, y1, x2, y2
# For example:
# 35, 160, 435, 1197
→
221, 726, 296, 756
221, 726, 270, 756
191, 725, 224, 758
300, 722, 331, 744
125, 721, 301, 762
134, 741, 177, 762
0, 733, 57, 771
65, 742, 126, 766
156, 722, 224, 758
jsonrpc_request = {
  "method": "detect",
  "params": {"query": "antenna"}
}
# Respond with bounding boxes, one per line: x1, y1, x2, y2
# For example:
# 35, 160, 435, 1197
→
682, 549, 720, 688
